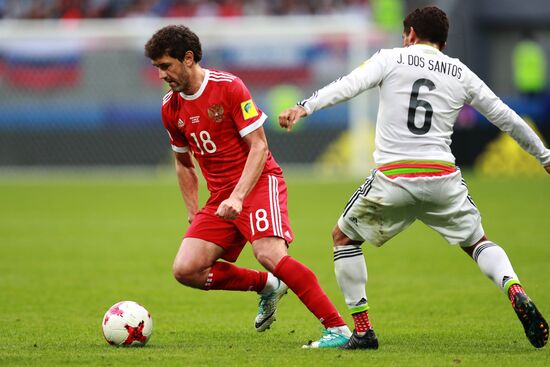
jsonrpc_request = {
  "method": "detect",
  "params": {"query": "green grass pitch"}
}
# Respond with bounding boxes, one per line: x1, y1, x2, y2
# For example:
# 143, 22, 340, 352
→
1, 172, 549, 366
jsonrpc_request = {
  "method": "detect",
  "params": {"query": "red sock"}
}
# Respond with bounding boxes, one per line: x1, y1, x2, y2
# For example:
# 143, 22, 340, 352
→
205, 262, 267, 292
508, 284, 527, 307
273, 255, 345, 328
352, 311, 372, 333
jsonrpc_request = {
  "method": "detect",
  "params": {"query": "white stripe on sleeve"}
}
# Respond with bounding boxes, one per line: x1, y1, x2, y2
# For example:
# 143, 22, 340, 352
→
239, 113, 267, 137
171, 145, 189, 153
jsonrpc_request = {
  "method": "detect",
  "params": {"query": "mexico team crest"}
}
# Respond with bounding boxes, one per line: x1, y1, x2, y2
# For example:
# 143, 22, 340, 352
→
208, 104, 224, 123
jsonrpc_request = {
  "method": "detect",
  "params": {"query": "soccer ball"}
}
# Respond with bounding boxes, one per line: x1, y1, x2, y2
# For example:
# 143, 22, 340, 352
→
102, 301, 153, 346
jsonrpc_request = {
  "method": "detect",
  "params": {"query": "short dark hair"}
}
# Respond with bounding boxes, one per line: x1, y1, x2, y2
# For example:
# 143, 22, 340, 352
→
403, 6, 449, 50
144, 25, 202, 62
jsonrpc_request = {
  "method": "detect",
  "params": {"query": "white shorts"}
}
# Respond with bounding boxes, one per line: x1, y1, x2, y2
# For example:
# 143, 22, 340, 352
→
337, 169, 484, 247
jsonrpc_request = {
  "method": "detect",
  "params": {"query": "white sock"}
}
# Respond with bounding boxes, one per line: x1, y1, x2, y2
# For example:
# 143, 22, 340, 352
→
328, 325, 352, 337
473, 241, 519, 291
260, 272, 279, 295
334, 245, 369, 312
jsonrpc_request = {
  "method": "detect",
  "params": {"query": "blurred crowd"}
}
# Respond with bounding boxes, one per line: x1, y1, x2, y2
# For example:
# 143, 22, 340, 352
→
0, 0, 371, 19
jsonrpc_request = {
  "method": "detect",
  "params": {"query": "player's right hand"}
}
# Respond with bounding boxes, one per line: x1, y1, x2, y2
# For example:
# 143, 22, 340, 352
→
545, 165, 550, 174
215, 197, 242, 220
278, 106, 307, 132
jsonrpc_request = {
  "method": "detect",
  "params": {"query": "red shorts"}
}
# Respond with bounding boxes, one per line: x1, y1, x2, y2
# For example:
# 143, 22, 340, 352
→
184, 174, 294, 262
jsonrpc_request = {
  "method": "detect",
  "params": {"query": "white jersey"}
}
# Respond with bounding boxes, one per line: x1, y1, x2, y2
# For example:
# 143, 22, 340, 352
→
300, 44, 550, 166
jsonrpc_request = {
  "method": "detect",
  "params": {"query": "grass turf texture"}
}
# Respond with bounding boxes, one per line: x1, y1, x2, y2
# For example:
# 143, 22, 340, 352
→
1, 172, 549, 366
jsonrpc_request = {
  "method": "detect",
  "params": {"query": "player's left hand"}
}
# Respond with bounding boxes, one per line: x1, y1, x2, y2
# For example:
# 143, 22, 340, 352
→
545, 165, 550, 174
215, 197, 243, 220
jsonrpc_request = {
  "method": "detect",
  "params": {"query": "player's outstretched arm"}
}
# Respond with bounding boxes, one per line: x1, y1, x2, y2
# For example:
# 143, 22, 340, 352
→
467, 74, 550, 171
278, 105, 307, 132
278, 54, 384, 133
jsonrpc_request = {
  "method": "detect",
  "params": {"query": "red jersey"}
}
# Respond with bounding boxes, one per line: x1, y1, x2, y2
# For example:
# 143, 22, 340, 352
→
161, 69, 283, 200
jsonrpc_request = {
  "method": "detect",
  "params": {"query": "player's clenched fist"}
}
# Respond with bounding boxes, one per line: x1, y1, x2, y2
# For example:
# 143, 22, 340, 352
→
278, 106, 307, 131
215, 197, 243, 220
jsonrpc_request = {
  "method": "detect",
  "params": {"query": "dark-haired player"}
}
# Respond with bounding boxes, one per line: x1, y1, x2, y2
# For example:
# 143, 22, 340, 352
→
145, 25, 351, 348
279, 6, 549, 349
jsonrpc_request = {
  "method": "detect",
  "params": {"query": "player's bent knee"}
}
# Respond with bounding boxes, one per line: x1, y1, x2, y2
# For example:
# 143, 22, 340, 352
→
254, 251, 280, 273
252, 237, 287, 272
254, 249, 286, 272
331, 225, 341, 242
172, 260, 199, 286
172, 267, 190, 285
332, 224, 359, 247
460, 235, 488, 258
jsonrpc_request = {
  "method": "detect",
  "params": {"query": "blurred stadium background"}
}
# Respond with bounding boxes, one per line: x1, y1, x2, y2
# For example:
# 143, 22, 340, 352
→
0, 0, 549, 176
1, 2, 550, 365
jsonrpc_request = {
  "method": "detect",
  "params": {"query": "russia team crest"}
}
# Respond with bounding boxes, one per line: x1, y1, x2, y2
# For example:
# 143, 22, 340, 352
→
208, 104, 224, 123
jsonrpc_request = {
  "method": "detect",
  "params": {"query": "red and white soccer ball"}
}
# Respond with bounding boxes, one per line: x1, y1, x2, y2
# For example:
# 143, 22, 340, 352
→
102, 301, 153, 347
